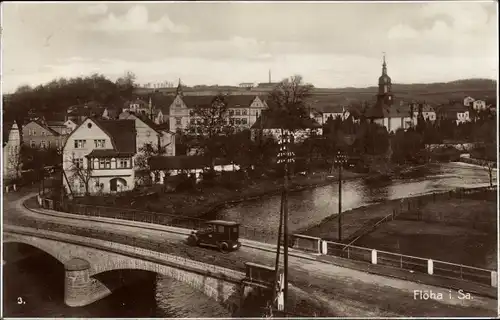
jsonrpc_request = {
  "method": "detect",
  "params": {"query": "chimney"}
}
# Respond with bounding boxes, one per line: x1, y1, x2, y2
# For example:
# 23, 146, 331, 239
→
268, 69, 271, 84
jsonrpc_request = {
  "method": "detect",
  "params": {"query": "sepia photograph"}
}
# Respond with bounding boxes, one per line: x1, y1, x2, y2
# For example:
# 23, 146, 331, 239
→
1, 1, 498, 318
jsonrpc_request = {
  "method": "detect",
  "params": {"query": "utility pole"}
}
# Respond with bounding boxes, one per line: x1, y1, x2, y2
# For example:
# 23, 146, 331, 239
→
277, 131, 294, 315
334, 150, 348, 242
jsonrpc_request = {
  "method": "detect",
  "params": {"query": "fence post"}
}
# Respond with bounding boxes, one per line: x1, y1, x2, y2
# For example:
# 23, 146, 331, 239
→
371, 250, 377, 264
427, 259, 434, 275
316, 239, 321, 254
321, 241, 328, 255
491, 271, 498, 288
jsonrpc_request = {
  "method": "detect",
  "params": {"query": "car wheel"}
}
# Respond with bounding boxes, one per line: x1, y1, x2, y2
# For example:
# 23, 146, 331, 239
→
219, 242, 229, 253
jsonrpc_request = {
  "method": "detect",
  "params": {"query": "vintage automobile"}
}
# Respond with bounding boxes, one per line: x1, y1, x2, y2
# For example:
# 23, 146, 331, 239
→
187, 220, 241, 253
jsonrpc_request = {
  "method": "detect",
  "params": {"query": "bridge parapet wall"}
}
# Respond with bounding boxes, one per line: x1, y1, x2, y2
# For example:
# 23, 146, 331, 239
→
4, 226, 247, 311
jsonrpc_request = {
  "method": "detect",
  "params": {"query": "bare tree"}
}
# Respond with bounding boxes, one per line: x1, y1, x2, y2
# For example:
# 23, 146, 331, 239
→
268, 75, 314, 134
481, 160, 496, 188
66, 154, 94, 196
186, 93, 234, 169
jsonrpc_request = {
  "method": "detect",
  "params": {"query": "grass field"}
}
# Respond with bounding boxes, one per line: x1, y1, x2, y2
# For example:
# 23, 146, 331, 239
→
353, 198, 497, 269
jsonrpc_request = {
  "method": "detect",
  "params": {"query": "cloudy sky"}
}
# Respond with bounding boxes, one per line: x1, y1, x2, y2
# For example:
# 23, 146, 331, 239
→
1, 1, 497, 93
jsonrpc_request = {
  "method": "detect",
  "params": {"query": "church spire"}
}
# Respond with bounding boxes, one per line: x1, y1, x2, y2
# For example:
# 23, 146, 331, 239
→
382, 52, 387, 75
176, 78, 183, 96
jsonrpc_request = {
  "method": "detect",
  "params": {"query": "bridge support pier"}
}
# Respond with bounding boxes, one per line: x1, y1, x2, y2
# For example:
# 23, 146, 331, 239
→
64, 258, 111, 307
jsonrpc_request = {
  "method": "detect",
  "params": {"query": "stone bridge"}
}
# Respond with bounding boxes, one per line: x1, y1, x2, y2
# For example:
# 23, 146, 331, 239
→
4, 225, 259, 313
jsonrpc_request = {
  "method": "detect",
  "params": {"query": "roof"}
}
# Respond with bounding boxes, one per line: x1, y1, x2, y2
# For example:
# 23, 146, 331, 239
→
181, 95, 216, 109
151, 94, 175, 114
224, 95, 261, 108
46, 120, 66, 127
119, 111, 162, 134
124, 97, 148, 108
206, 220, 240, 226
86, 149, 135, 158
365, 101, 412, 119
149, 155, 209, 170
25, 120, 61, 136
250, 112, 322, 130
149, 155, 232, 170
93, 119, 137, 154
103, 107, 122, 119
67, 101, 104, 116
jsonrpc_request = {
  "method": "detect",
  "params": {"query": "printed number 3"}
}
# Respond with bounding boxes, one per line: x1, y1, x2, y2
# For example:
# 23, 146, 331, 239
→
17, 297, 25, 304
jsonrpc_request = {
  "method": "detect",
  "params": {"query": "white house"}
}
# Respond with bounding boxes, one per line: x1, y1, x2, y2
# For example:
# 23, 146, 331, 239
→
463, 96, 475, 107
62, 118, 137, 195
3, 122, 21, 182
250, 112, 323, 143
437, 102, 471, 124
148, 155, 239, 184
409, 103, 437, 126
472, 99, 487, 111
118, 111, 175, 157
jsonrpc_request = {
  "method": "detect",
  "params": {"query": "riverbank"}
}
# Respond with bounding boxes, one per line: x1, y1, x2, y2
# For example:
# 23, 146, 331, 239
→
300, 185, 497, 243
353, 197, 497, 269
74, 169, 365, 219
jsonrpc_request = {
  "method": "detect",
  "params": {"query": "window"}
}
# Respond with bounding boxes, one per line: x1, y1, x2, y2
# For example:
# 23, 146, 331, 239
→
146, 131, 151, 137
105, 159, 111, 169
217, 225, 224, 233
117, 158, 131, 168
41, 131, 46, 136
241, 118, 248, 125
73, 158, 84, 168
74, 139, 86, 148
229, 110, 234, 116
94, 139, 105, 148
32, 129, 36, 136
99, 158, 105, 168
175, 117, 182, 125
235, 110, 241, 116
30, 140, 36, 148
242, 109, 248, 116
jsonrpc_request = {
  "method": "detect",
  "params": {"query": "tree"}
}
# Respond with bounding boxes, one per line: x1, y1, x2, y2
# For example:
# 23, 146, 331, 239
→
135, 142, 167, 185
66, 154, 94, 196
268, 75, 313, 133
186, 93, 234, 169
115, 71, 137, 100
391, 128, 425, 164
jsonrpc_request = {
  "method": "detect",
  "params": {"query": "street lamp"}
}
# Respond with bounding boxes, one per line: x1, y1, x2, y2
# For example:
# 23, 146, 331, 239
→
274, 131, 295, 315
334, 150, 348, 242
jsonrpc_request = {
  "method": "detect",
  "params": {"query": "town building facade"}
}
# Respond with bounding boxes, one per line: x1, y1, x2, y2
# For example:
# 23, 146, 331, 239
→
168, 84, 268, 133
23, 120, 67, 150
62, 118, 137, 195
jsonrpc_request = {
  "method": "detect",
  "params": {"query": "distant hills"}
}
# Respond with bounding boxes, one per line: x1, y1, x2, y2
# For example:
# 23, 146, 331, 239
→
135, 78, 497, 106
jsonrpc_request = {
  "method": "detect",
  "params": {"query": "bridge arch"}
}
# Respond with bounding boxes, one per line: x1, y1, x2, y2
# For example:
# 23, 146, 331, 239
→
3, 230, 247, 312
4, 233, 69, 265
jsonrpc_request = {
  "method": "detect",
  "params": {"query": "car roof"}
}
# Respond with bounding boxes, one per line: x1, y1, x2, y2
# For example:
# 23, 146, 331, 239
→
206, 220, 240, 226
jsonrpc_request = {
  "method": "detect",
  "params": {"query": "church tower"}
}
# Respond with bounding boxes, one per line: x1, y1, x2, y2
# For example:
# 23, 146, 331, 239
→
377, 54, 393, 105
176, 78, 183, 97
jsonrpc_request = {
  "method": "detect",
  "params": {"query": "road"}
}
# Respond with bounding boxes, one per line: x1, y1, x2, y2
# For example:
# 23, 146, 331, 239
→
3, 190, 497, 317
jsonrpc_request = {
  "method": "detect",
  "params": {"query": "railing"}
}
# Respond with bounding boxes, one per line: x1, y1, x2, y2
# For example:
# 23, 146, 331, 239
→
323, 240, 495, 286
34, 185, 498, 287
38, 196, 277, 244
5, 222, 244, 281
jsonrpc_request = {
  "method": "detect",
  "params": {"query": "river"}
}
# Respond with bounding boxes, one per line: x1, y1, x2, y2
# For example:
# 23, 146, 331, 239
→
3, 162, 496, 317
214, 162, 496, 234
